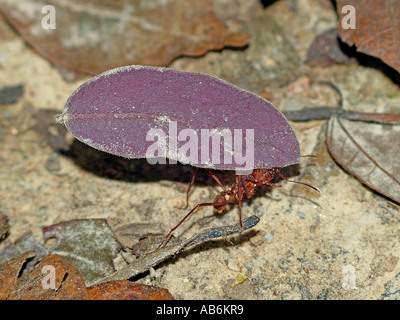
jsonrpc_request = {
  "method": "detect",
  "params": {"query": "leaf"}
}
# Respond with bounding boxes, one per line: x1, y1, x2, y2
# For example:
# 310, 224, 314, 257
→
0, 214, 9, 241
326, 116, 400, 204
283, 106, 400, 124
0, 252, 174, 300
306, 28, 355, 67
131, 234, 177, 258
0, 252, 88, 300
0, 232, 47, 266
92, 215, 260, 286
111, 222, 164, 250
368, 254, 399, 282
43, 219, 122, 287
173, 11, 303, 92
87, 280, 174, 300
337, 0, 400, 73
56, 66, 301, 171
0, 215, 260, 297
0, 252, 35, 299
5, 254, 88, 300
0, 0, 249, 75
0, 10, 15, 43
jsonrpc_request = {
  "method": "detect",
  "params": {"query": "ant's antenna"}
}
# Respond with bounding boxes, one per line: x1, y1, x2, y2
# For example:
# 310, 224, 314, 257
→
274, 170, 320, 194
301, 154, 316, 158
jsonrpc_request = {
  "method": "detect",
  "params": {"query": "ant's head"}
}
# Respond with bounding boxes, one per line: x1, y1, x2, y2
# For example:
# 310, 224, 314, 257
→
250, 168, 319, 193
251, 169, 276, 182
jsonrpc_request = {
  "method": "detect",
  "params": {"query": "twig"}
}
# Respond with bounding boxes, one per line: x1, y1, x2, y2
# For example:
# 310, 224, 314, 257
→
283, 107, 400, 124
89, 215, 260, 287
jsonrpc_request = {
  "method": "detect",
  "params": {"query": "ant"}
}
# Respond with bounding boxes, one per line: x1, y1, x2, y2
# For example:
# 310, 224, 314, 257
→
157, 167, 319, 249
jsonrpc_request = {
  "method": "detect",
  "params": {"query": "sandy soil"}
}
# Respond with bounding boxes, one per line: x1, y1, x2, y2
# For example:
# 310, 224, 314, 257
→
1, 0, 399, 300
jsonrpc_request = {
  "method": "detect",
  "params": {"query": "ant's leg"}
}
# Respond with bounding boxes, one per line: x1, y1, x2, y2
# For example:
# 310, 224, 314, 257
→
183, 169, 226, 210
157, 198, 229, 251
182, 167, 198, 209
206, 169, 227, 191
236, 175, 245, 227
238, 200, 243, 228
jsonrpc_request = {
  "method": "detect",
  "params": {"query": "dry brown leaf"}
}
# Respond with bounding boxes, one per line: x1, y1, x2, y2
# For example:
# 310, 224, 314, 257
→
337, 0, 400, 73
306, 28, 355, 67
0, 9, 16, 42
0, 252, 35, 299
91, 216, 260, 286
0, 253, 174, 300
0, 214, 9, 241
284, 107, 400, 124
326, 116, 400, 204
110, 222, 164, 250
0, 0, 249, 75
7, 254, 88, 300
131, 234, 175, 258
368, 254, 399, 283
0, 232, 47, 266
0, 253, 88, 300
87, 280, 174, 300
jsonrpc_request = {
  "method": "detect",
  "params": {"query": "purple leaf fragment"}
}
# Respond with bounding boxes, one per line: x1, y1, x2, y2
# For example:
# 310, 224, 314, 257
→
56, 66, 300, 171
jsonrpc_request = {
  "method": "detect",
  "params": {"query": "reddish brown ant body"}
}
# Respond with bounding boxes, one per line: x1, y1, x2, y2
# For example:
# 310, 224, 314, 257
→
160, 168, 319, 247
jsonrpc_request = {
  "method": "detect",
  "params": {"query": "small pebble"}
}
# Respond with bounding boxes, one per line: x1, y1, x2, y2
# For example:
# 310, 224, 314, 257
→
250, 231, 265, 246
0, 84, 24, 104
297, 211, 306, 219
45, 152, 61, 172
264, 234, 274, 242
